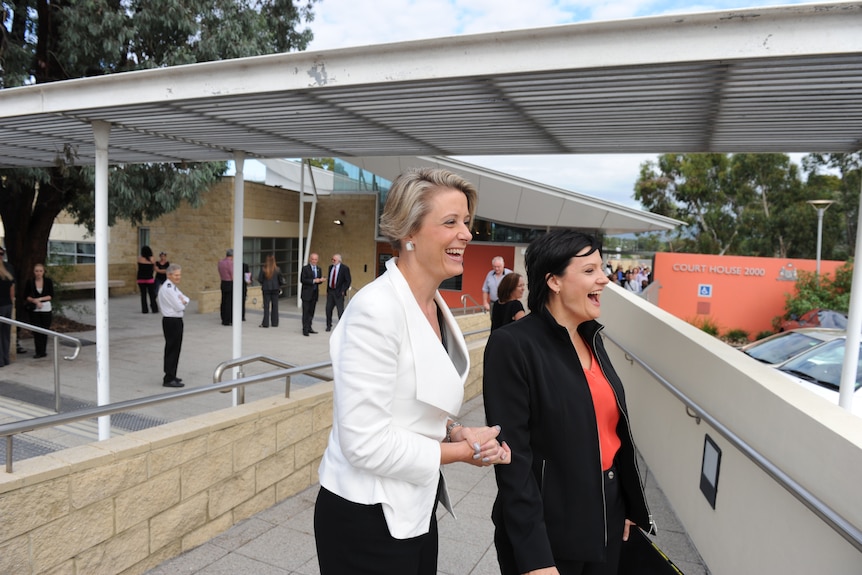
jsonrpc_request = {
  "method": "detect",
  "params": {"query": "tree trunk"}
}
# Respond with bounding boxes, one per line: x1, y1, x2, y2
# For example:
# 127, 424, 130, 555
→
0, 170, 69, 322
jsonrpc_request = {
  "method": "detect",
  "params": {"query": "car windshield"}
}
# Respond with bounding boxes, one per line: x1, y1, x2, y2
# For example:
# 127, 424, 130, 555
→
779, 339, 862, 390
743, 332, 827, 364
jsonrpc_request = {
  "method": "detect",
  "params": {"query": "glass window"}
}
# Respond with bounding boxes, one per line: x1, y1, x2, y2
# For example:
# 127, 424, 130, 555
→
49, 241, 95, 264
244, 237, 300, 298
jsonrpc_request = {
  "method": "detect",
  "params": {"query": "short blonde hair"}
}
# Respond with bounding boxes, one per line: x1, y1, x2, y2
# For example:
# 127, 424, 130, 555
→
379, 168, 478, 250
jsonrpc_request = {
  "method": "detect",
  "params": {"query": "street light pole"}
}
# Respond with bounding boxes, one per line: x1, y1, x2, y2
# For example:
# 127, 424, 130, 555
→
807, 199, 835, 276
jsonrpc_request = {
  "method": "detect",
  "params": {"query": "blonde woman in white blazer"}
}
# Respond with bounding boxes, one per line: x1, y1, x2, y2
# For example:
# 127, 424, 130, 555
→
315, 168, 511, 575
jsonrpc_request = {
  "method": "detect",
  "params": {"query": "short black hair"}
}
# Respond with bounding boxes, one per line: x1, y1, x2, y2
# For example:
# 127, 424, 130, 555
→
524, 230, 601, 312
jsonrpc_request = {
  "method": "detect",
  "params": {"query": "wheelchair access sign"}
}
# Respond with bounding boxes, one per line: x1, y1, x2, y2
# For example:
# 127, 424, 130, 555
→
698, 284, 712, 297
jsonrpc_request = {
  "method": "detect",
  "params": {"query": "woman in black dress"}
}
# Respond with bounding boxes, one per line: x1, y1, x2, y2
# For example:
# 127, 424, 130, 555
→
137, 246, 158, 313
490, 272, 526, 331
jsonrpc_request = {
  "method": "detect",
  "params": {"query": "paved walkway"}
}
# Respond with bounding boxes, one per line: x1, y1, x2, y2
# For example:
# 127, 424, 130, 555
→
0, 295, 708, 575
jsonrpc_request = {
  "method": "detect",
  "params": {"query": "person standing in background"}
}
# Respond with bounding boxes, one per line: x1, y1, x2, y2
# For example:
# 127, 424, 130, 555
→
154, 251, 170, 290
24, 263, 54, 359
158, 264, 189, 388
218, 248, 233, 326
482, 256, 511, 312
242, 261, 251, 322
489, 272, 526, 332
1, 247, 27, 355
137, 246, 158, 314
325, 253, 351, 332
258, 254, 282, 328
0, 250, 14, 366
300, 252, 324, 336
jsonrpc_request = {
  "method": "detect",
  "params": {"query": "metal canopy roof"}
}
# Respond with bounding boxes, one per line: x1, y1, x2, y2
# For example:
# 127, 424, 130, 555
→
346, 156, 682, 234
1, 2, 861, 171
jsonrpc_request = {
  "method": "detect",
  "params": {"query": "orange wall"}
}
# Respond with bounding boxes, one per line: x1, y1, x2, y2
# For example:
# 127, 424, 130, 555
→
375, 242, 515, 309
654, 252, 845, 338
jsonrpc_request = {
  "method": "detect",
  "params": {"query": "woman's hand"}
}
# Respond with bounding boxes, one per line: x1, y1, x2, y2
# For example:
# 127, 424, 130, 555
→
622, 519, 636, 541
451, 425, 511, 466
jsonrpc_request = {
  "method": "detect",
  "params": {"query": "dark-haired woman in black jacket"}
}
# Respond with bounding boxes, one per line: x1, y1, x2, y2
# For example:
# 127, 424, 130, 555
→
484, 229, 651, 575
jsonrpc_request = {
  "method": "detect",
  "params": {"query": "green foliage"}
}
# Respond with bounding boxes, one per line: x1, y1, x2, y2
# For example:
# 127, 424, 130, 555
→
0, 0, 318, 311
724, 328, 749, 344
634, 152, 861, 259
755, 330, 774, 341
689, 315, 720, 336
783, 261, 853, 319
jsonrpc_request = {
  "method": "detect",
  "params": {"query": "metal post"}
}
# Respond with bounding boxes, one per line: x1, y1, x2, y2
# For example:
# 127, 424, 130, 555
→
815, 208, 824, 276
807, 199, 834, 278
93, 120, 112, 440
232, 152, 245, 408
838, 186, 861, 412
53, 336, 61, 412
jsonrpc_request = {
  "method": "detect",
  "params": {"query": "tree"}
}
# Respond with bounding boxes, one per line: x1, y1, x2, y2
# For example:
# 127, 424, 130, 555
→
0, 0, 317, 312
802, 153, 862, 259
634, 153, 742, 254
634, 152, 822, 258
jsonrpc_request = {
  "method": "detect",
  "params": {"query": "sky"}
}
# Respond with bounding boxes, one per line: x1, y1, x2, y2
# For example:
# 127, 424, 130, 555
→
240, 0, 814, 210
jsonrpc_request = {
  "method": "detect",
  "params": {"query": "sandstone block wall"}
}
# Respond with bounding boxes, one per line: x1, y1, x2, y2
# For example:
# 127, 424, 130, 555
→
0, 386, 332, 575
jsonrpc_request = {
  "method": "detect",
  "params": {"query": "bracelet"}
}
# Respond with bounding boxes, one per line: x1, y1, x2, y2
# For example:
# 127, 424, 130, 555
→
446, 421, 462, 443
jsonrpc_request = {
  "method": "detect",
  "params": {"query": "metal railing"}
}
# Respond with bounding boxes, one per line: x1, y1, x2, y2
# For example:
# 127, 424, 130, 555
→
0, 357, 332, 473
0, 316, 82, 412
212, 354, 332, 403
603, 332, 862, 553
460, 294, 485, 314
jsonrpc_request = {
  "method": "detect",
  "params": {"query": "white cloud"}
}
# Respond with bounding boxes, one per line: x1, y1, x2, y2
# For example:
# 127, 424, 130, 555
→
457, 154, 656, 209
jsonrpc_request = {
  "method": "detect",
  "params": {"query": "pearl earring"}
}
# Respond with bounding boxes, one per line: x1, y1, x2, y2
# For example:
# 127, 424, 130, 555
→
405, 241, 415, 251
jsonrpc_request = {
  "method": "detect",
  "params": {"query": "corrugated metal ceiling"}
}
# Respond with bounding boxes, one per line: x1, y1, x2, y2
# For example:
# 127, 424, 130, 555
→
1, 3, 860, 169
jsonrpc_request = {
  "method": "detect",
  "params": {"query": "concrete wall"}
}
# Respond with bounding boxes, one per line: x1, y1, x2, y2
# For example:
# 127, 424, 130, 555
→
601, 284, 862, 574
0, 314, 487, 575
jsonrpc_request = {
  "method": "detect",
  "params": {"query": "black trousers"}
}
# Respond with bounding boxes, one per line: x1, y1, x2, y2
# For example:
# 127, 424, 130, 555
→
220, 281, 232, 324
301, 295, 317, 333
261, 290, 279, 327
325, 290, 345, 328
139, 282, 158, 313
30, 311, 53, 356
314, 486, 439, 575
496, 466, 625, 575
162, 317, 184, 383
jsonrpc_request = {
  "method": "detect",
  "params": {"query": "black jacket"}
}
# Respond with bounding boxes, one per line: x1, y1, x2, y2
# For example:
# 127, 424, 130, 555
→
483, 307, 651, 572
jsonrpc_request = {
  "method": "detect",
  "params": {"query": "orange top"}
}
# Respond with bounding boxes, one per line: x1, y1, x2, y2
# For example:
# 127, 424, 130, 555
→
584, 353, 621, 471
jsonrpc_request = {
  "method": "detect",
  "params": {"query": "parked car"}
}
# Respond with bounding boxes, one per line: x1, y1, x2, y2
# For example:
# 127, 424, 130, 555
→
779, 308, 847, 332
775, 336, 862, 417
740, 328, 843, 365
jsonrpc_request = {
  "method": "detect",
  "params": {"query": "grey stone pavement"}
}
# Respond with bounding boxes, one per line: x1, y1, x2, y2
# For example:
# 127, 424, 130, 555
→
0, 295, 708, 575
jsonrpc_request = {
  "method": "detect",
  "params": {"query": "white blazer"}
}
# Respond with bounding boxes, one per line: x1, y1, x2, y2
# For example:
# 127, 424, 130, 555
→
318, 257, 470, 539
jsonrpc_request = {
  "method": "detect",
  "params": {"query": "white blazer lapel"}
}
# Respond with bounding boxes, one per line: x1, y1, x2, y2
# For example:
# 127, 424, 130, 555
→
385, 259, 468, 416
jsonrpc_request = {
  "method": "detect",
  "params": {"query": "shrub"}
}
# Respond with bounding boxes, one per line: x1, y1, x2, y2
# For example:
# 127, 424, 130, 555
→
755, 330, 774, 341
783, 261, 852, 319
724, 328, 749, 344
689, 315, 720, 336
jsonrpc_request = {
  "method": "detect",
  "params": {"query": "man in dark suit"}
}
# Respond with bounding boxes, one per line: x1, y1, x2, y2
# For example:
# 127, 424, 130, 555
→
325, 253, 352, 332
300, 252, 324, 336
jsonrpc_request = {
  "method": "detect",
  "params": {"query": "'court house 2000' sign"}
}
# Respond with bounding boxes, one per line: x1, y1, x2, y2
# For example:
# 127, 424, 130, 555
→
654, 253, 842, 337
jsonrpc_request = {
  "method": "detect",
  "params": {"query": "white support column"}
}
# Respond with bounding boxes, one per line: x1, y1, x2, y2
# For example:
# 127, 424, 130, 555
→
297, 160, 305, 310
92, 121, 112, 440
232, 152, 245, 407
838, 175, 862, 412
